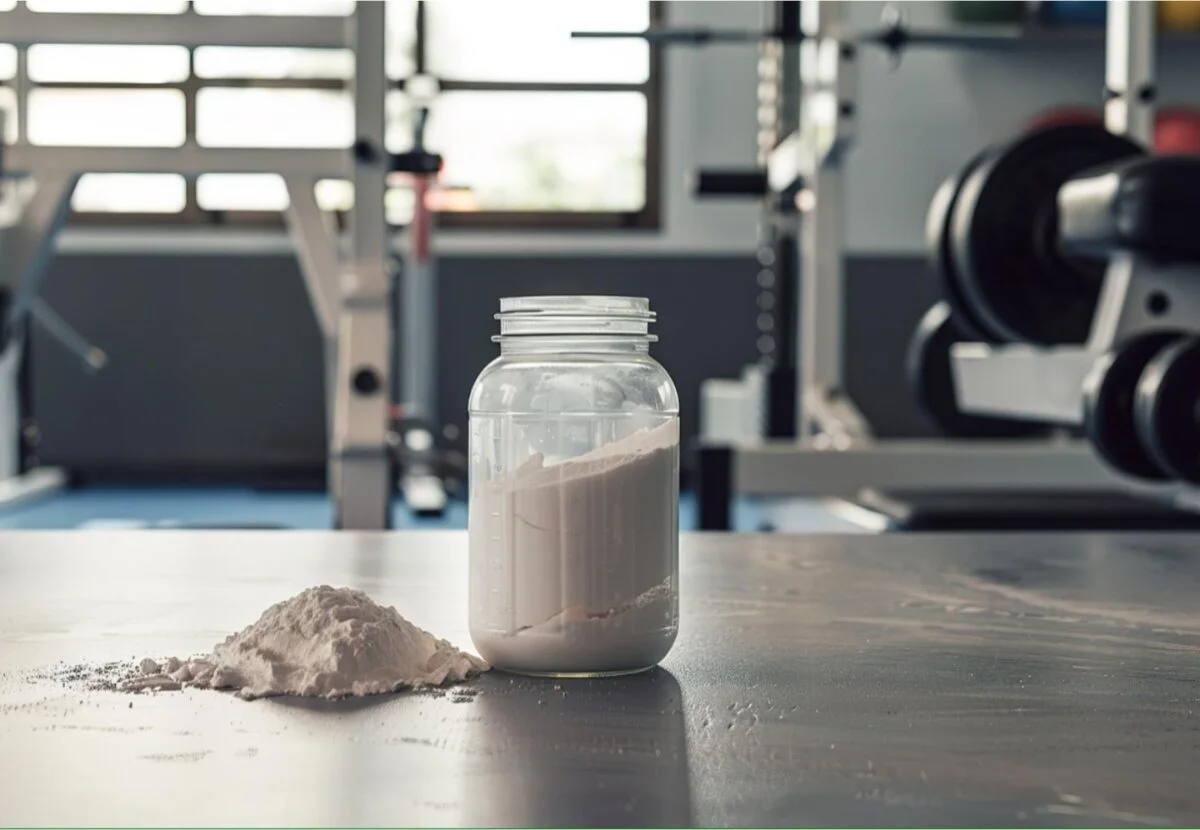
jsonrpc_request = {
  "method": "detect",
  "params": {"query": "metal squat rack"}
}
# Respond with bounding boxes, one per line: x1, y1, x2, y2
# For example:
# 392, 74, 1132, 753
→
0, 2, 441, 529
690, 0, 1193, 530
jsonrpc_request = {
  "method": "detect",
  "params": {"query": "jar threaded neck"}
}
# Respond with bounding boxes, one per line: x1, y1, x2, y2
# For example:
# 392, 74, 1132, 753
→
494, 296, 657, 342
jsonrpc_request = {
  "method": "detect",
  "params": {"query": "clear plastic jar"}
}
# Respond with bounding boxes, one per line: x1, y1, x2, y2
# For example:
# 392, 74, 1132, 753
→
467, 296, 681, 677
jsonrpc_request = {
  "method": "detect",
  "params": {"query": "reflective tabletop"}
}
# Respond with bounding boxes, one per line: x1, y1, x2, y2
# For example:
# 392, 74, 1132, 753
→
1, 531, 1198, 827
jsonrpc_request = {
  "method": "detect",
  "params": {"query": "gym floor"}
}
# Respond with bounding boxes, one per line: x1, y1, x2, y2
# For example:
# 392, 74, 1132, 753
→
0, 487, 872, 533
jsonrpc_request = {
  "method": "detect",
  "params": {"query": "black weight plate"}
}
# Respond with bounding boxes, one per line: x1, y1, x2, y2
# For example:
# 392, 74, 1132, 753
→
907, 302, 1046, 438
1081, 330, 1184, 481
1133, 335, 1200, 484
950, 123, 1145, 345
924, 147, 1003, 343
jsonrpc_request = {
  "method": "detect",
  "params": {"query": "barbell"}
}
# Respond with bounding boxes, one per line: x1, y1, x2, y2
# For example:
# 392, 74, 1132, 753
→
572, 8, 1028, 62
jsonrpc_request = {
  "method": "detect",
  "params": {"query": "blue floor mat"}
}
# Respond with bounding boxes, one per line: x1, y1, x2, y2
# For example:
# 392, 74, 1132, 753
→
0, 487, 872, 533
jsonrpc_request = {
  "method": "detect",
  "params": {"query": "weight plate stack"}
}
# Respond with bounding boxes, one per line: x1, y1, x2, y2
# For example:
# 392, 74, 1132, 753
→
907, 302, 1046, 438
924, 148, 1003, 343
1082, 330, 1184, 481
950, 123, 1145, 345
1133, 335, 1200, 485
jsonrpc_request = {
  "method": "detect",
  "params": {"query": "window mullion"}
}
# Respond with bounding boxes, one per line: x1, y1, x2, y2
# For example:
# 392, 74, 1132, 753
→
183, 45, 201, 220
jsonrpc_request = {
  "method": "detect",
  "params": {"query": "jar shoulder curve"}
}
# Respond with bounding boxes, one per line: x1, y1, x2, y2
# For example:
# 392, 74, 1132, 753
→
468, 353, 680, 415
467, 356, 505, 410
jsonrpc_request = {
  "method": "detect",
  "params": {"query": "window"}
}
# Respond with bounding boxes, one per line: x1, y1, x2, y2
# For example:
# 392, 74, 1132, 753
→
0, 86, 17, 144
403, 0, 657, 227
27, 44, 191, 83
0, 44, 16, 78
192, 0, 354, 15
27, 88, 186, 147
192, 47, 353, 80
196, 88, 353, 148
73, 174, 187, 213
0, 44, 15, 143
388, 91, 647, 213
424, 2, 650, 84
25, 0, 187, 12
0, 1, 660, 229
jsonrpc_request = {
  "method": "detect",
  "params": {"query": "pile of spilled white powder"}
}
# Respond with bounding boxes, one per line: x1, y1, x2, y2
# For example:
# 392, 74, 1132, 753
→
125, 585, 487, 700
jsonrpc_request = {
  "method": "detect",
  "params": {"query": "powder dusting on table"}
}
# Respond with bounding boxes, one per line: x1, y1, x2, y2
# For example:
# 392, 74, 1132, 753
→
126, 585, 487, 700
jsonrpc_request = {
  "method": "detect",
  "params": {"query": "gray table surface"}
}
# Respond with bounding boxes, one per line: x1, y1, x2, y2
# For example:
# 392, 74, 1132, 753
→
1, 530, 1198, 828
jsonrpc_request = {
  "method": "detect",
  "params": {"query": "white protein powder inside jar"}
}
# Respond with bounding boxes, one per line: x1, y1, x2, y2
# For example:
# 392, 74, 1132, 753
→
469, 418, 680, 676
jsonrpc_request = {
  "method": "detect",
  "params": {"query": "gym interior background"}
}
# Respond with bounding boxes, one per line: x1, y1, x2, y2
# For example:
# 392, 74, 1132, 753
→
5, 0, 1200, 528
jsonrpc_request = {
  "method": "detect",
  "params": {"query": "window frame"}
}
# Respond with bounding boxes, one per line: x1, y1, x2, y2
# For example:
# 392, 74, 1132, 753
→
3, 1, 663, 230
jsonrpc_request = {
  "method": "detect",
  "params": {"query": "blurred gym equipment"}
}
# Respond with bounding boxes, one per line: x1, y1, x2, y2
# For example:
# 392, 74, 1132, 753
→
389, 3, 447, 519
576, 2, 1040, 56
938, 2, 1200, 498
949, 123, 1143, 345
690, 1, 799, 444
1026, 106, 1105, 132
906, 302, 1044, 439
1155, 107, 1200, 154
0, 109, 102, 509
0, 3, 440, 530
582, 0, 1192, 531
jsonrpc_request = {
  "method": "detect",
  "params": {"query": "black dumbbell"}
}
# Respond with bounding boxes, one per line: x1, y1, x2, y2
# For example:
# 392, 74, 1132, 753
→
1082, 330, 1185, 481
1133, 335, 1200, 485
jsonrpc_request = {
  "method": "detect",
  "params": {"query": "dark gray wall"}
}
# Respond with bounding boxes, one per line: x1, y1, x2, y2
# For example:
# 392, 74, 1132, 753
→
31, 253, 939, 483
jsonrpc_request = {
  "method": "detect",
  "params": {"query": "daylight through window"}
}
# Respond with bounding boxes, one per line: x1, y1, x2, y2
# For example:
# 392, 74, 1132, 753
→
0, 0, 659, 228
